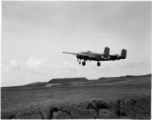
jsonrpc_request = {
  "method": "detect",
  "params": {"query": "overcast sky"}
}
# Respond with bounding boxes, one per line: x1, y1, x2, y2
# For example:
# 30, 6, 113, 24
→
1, 1, 151, 87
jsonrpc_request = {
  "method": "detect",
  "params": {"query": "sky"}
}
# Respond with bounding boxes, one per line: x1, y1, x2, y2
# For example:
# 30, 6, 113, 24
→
1, 1, 151, 87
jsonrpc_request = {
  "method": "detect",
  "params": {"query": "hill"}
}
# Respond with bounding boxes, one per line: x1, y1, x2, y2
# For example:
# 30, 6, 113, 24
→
48, 77, 88, 84
23, 74, 151, 87
25, 82, 47, 86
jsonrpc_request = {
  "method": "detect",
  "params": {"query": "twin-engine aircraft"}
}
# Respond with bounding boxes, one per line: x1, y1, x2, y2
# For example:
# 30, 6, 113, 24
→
63, 47, 127, 66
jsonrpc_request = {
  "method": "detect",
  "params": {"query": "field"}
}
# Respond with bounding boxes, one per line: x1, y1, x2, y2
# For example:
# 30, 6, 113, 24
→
1, 74, 151, 119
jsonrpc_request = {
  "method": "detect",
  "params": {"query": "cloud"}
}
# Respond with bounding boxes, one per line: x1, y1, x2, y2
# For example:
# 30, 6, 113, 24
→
79, 57, 151, 75
100, 58, 151, 74
25, 58, 77, 77
10, 60, 20, 69
25, 57, 54, 75
62, 60, 74, 68
25, 57, 48, 70
4, 68, 11, 73
50, 60, 81, 78
60, 60, 78, 74
4, 60, 20, 73
76, 57, 151, 78
121, 58, 150, 68
24, 56, 151, 79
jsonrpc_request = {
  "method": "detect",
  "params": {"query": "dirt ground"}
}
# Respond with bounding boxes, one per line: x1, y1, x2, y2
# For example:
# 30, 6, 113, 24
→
1, 75, 151, 119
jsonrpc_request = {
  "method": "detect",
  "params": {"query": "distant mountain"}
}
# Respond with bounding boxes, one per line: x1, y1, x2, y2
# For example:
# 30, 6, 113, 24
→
125, 74, 151, 78
24, 74, 151, 87
25, 82, 47, 86
48, 77, 88, 84
24, 78, 88, 87
98, 74, 151, 80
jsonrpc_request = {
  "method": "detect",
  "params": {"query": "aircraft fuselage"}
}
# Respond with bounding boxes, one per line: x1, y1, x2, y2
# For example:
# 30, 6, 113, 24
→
76, 52, 120, 61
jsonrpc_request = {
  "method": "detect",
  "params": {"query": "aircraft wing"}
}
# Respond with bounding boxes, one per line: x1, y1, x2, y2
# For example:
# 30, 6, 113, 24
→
63, 52, 78, 55
79, 53, 96, 59
63, 52, 96, 59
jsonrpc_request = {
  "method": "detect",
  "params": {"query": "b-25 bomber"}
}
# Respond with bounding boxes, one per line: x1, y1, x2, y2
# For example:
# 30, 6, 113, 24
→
63, 47, 127, 66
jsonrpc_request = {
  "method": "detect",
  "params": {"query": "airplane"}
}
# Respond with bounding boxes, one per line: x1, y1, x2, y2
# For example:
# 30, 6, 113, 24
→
63, 47, 127, 66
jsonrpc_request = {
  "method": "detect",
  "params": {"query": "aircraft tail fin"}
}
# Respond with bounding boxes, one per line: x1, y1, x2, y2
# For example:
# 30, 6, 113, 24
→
104, 47, 110, 58
120, 49, 127, 59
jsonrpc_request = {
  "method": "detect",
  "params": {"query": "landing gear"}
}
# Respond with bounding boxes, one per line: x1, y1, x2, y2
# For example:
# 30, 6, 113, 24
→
82, 61, 86, 66
77, 58, 81, 64
97, 62, 100, 66
77, 58, 86, 66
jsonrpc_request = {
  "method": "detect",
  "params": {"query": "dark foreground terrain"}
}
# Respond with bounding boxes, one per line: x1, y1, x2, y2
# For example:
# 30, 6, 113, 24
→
1, 74, 151, 119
